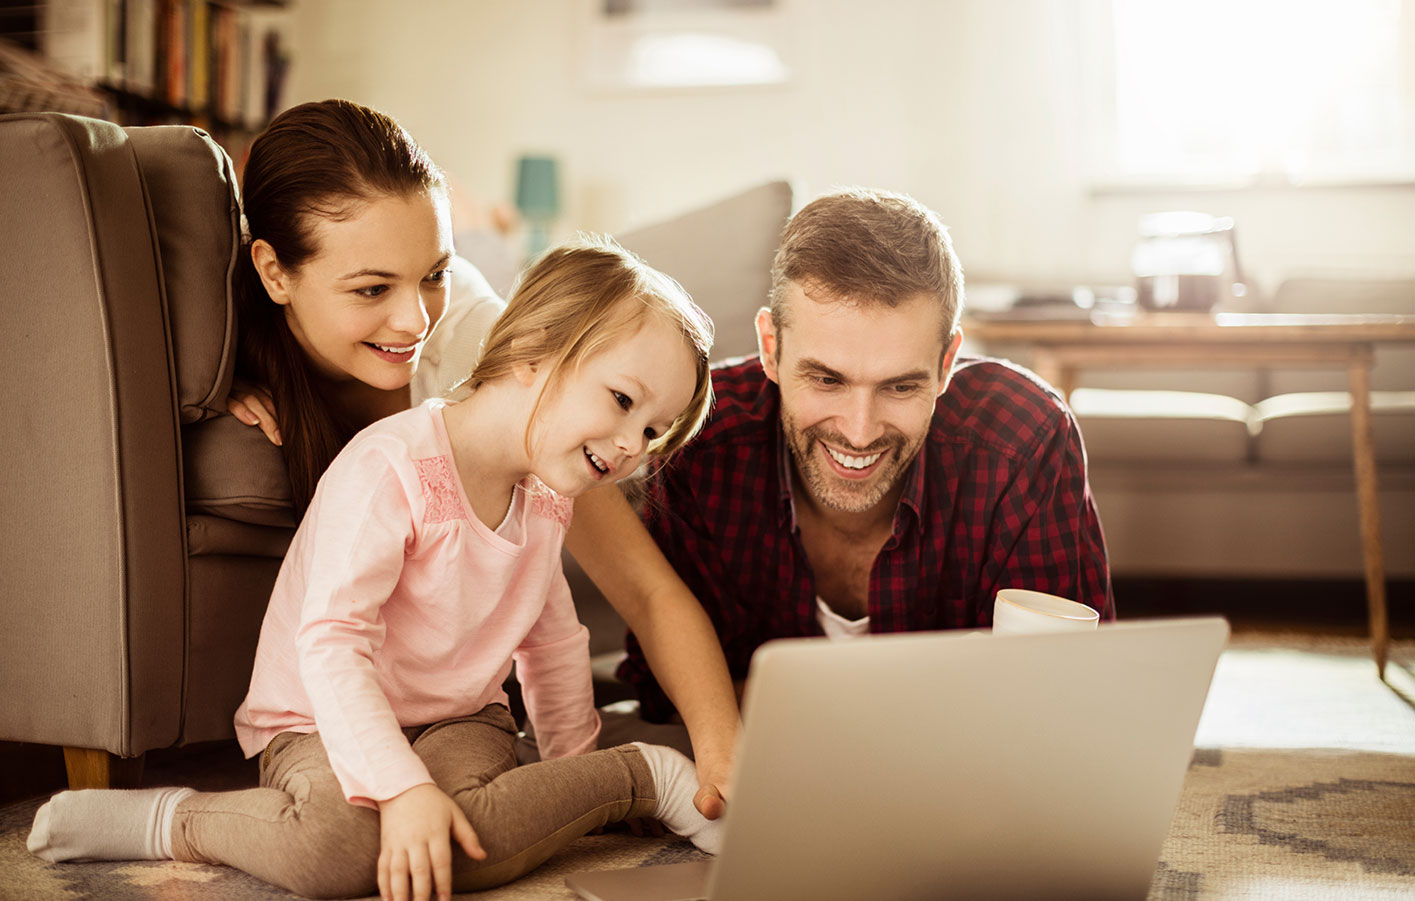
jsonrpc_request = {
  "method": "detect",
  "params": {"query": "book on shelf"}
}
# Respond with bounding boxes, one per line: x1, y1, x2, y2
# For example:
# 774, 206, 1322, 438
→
30, 0, 288, 136
124, 0, 154, 93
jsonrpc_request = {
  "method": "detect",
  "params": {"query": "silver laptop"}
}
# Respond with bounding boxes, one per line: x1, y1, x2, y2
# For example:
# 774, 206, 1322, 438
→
566, 616, 1229, 901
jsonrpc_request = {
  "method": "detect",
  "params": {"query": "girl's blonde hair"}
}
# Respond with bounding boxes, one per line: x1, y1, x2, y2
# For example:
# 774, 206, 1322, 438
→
463, 235, 715, 458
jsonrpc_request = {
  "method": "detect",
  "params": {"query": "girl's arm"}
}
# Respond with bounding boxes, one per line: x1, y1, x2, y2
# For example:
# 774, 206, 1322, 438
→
513, 572, 600, 759
564, 484, 739, 816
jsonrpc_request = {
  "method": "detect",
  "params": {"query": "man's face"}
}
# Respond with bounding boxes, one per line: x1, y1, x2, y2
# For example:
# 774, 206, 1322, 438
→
757, 283, 961, 516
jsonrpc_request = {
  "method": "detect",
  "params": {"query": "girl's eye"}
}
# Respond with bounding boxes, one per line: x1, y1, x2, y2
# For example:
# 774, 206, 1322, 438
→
612, 391, 632, 410
355, 285, 389, 298
643, 427, 658, 441
425, 268, 448, 285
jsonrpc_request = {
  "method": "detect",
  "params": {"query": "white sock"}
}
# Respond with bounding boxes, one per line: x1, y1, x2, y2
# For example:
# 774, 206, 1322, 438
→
27, 787, 195, 862
631, 742, 724, 855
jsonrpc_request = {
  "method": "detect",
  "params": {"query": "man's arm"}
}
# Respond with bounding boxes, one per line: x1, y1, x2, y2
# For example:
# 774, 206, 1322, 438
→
979, 408, 1114, 621
564, 484, 739, 814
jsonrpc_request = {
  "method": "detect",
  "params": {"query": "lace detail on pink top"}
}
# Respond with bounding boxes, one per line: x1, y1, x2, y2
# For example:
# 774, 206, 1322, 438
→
416, 456, 468, 525
526, 476, 573, 528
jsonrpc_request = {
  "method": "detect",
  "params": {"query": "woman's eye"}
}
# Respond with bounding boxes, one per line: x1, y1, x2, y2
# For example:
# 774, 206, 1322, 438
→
355, 285, 389, 298
643, 427, 658, 441
425, 268, 448, 285
612, 391, 632, 410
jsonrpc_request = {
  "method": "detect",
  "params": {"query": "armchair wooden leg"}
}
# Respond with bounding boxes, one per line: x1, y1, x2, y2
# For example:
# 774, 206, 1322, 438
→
63, 747, 145, 790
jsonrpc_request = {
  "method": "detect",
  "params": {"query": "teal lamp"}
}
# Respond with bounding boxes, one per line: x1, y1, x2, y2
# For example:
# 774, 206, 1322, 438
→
515, 155, 561, 261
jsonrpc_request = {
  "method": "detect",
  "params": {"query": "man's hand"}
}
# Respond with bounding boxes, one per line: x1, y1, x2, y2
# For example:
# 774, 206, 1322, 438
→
376, 783, 485, 901
226, 381, 281, 446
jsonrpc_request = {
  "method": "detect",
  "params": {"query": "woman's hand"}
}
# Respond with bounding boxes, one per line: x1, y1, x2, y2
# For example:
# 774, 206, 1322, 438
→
376, 783, 485, 901
226, 380, 281, 446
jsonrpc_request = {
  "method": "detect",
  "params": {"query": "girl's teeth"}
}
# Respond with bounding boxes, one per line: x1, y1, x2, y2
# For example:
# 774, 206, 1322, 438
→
587, 450, 608, 473
826, 447, 882, 470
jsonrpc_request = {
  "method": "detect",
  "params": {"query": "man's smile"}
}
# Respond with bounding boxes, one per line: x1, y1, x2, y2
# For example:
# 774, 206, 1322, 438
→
822, 443, 885, 477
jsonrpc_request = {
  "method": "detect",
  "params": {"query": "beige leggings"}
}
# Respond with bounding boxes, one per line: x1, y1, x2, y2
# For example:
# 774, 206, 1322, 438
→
170, 704, 656, 899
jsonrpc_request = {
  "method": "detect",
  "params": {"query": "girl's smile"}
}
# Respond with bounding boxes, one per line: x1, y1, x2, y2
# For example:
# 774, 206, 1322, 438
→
526, 314, 699, 499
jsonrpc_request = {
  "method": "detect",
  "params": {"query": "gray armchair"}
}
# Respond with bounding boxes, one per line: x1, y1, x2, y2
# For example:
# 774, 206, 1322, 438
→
0, 112, 294, 788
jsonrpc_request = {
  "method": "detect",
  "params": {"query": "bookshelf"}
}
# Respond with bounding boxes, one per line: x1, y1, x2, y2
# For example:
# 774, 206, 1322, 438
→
1, 0, 292, 165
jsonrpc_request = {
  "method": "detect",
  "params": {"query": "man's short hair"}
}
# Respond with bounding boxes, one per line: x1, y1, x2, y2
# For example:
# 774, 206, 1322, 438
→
768, 187, 964, 339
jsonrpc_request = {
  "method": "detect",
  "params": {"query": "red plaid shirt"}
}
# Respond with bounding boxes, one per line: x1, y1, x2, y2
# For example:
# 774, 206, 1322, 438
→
619, 355, 1114, 722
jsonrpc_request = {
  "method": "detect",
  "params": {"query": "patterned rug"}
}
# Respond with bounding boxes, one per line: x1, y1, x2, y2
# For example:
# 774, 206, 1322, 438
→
3, 632, 1412, 900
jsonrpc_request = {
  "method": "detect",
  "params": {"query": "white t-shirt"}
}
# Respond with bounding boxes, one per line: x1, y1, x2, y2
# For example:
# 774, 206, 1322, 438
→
411, 255, 507, 404
816, 596, 870, 639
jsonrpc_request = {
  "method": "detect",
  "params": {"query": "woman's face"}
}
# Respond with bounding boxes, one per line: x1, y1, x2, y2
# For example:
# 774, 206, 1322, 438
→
259, 190, 454, 391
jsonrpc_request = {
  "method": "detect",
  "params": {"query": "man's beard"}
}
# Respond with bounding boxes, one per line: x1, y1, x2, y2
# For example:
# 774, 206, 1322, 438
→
781, 416, 924, 515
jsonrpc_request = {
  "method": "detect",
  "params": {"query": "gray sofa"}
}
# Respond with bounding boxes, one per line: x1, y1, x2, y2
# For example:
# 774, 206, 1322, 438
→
968, 278, 1415, 582
0, 113, 287, 787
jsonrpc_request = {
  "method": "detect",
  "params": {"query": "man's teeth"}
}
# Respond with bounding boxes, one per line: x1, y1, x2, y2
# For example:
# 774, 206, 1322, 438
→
826, 446, 883, 470
372, 342, 414, 354
586, 450, 608, 473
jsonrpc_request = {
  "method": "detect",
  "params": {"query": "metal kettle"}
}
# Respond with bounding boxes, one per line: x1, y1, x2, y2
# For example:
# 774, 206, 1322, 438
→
1131, 211, 1247, 312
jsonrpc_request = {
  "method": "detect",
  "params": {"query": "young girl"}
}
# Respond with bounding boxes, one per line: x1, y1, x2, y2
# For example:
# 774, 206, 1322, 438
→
30, 237, 724, 900
227, 98, 738, 795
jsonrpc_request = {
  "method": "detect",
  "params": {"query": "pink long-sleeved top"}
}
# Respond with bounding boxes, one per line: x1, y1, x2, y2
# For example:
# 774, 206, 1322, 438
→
234, 399, 600, 808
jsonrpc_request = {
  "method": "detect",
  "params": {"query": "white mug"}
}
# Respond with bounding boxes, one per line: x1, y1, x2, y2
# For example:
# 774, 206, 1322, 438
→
992, 589, 1099, 636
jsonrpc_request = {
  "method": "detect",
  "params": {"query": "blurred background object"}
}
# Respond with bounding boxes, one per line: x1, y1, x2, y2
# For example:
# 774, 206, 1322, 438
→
1132, 211, 1247, 312
515, 153, 561, 262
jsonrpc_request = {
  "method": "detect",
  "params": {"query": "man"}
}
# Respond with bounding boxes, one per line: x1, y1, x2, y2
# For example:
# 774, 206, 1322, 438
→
618, 187, 1114, 721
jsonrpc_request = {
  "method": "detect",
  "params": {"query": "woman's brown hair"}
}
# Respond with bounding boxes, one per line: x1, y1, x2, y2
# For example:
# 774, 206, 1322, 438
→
234, 99, 446, 511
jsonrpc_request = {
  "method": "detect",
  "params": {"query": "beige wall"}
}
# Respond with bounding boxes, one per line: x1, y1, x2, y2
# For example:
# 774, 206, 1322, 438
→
283, 0, 1415, 298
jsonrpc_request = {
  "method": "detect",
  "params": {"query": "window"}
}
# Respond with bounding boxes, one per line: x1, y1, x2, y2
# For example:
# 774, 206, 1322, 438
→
1086, 0, 1414, 186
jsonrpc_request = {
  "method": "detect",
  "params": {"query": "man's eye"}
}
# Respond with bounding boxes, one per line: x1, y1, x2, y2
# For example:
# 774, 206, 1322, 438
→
612, 391, 632, 410
815, 376, 839, 387
891, 383, 919, 394
355, 285, 388, 298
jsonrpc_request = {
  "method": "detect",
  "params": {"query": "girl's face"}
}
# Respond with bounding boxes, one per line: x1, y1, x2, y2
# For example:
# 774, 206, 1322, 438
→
525, 314, 699, 498
258, 190, 454, 391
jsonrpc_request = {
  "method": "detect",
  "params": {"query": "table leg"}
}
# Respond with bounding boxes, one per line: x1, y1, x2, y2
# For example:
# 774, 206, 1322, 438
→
1348, 358, 1389, 677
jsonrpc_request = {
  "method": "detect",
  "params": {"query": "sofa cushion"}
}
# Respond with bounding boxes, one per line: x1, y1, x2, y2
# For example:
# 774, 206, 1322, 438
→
1070, 388, 1255, 463
183, 414, 297, 528
186, 514, 294, 558
1252, 391, 1415, 465
618, 180, 793, 360
126, 125, 241, 424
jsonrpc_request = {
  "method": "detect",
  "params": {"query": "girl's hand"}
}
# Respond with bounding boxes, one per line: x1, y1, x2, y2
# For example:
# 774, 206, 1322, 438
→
693, 761, 731, 820
376, 783, 485, 901
226, 381, 281, 446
